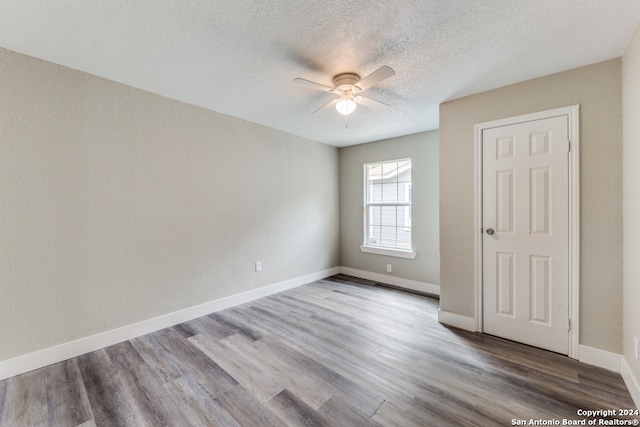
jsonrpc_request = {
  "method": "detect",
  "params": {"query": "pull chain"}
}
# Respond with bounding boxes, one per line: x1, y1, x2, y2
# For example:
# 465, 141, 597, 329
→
345, 114, 349, 133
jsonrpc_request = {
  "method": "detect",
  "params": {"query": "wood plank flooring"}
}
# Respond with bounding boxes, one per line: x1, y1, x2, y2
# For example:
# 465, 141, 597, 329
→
0, 275, 636, 426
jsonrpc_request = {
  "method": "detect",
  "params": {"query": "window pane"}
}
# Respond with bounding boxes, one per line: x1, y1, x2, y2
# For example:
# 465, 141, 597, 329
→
368, 222, 381, 245
380, 206, 397, 227
369, 205, 382, 226
398, 160, 411, 183
381, 183, 400, 203
397, 183, 405, 201
381, 161, 398, 178
395, 207, 407, 228
367, 164, 382, 181
369, 183, 383, 203
397, 230, 412, 250
380, 226, 398, 247
364, 158, 412, 251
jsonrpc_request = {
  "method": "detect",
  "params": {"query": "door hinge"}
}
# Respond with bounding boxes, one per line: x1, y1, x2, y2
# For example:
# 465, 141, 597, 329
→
568, 318, 571, 331
566, 140, 571, 152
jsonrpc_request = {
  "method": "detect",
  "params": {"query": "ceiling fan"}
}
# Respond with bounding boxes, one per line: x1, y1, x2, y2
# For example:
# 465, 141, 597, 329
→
293, 66, 395, 116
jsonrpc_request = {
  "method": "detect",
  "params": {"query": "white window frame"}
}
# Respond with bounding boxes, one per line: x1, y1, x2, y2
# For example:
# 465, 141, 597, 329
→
360, 158, 416, 259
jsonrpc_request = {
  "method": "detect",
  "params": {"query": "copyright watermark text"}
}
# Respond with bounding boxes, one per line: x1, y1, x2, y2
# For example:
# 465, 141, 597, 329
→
511, 409, 639, 426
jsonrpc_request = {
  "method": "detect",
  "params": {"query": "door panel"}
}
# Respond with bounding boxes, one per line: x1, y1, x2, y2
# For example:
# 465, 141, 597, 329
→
482, 115, 569, 354
496, 252, 515, 316
530, 255, 551, 324
530, 167, 550, 235
496, 170, 514, 233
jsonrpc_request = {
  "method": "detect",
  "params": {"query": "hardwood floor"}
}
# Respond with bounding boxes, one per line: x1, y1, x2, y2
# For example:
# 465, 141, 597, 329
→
0, 275, 636, 426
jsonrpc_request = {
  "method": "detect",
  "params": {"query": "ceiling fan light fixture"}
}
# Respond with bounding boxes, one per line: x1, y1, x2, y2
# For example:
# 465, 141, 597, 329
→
335, 93, 357, 115
294, 66, 395, 118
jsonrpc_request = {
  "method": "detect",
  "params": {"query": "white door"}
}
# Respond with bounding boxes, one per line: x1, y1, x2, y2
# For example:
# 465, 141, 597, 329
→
482, 115, 569, 354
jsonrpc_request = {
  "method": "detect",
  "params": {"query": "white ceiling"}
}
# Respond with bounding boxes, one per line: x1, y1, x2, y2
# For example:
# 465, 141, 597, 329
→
0, 1, 639, 147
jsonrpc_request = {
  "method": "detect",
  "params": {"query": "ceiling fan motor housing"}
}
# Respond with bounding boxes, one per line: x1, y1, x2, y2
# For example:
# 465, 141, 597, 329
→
333, 73, 361, 92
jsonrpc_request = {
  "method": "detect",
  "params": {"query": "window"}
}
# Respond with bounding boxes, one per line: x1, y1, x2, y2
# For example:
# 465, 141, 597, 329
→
361, 159, 416, 259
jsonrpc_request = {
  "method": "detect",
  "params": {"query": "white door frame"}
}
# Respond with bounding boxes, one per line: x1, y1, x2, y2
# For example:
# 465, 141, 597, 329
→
473, 105, 580, 359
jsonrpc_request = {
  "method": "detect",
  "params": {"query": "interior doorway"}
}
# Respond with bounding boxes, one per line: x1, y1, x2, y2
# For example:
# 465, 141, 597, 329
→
474, 106, 580, 358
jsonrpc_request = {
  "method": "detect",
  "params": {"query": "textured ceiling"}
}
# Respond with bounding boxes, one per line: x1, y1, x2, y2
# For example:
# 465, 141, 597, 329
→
0, 1, 639, 147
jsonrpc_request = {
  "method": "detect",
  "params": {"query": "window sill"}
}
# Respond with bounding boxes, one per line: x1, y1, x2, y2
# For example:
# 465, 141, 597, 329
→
359, 245, 417, 259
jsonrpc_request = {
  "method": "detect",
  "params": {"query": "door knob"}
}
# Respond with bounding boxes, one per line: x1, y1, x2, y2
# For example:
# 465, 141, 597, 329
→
486, 228, 495, 235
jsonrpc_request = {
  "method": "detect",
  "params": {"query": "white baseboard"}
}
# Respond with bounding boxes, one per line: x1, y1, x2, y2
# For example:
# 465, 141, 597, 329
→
578, 345, 621, 372
0, 267, 340, 381
621, 357, 640, 409
339, 266, 440, 296
437, 310, 477, 332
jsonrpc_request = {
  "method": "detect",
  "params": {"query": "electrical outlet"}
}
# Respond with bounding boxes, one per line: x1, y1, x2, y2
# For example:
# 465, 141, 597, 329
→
634, 336, 639, 360
255, 261, 262, 272
386, 264, 392, 273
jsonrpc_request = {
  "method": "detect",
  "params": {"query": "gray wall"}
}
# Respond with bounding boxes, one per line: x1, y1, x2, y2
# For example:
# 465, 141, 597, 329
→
623, 25, 640, 395
439, 59, 623, 353
0, 47, 339, 361
339, 131, 440, 287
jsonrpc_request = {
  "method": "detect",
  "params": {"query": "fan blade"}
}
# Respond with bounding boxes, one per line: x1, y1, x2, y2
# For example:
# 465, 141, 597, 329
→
293, 78, 334, 92
356, 95, 390, 109
355, 66, 395, 91
312, 98, 338, 114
